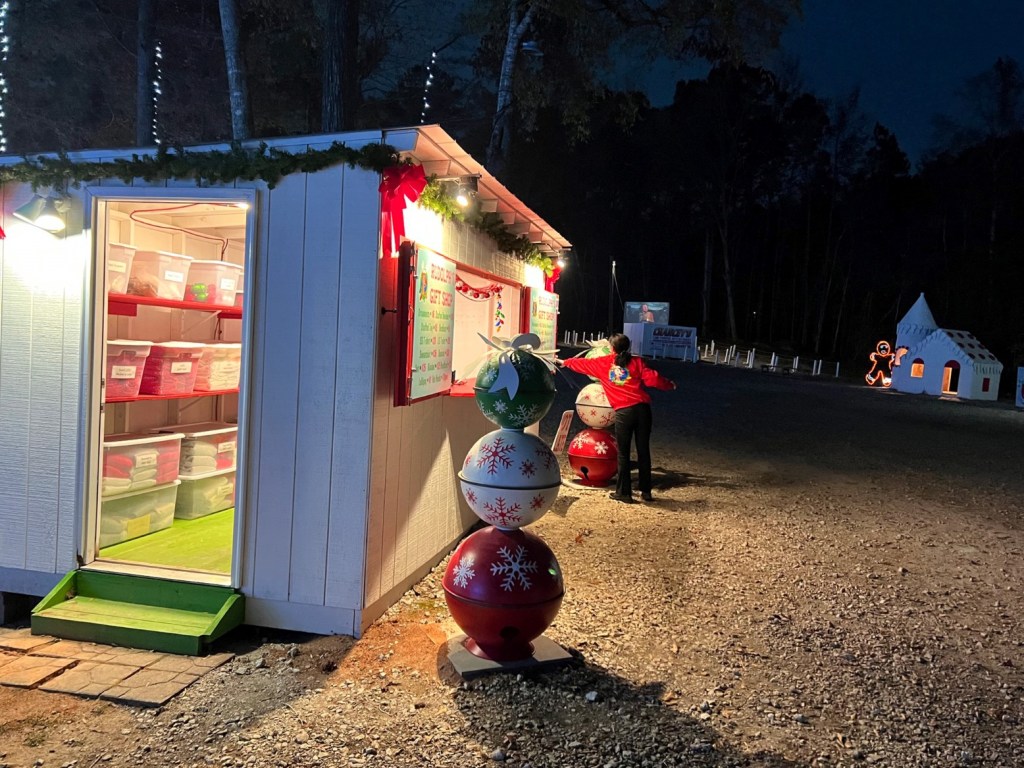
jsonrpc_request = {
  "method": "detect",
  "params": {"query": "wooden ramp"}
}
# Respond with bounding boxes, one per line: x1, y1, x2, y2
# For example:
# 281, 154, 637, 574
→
31, 571, 244, 656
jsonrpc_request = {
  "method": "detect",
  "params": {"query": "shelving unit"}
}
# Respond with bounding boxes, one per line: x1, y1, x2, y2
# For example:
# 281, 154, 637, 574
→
95, 200, 248, 582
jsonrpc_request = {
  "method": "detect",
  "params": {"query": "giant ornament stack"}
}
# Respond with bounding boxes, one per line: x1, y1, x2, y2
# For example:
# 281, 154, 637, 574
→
446, 334, 565, 661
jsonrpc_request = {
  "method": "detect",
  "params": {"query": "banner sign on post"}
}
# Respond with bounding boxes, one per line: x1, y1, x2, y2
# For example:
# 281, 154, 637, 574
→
529, 289, 559, 353
410, 247, 456, 400
1016, 366, 1024, 408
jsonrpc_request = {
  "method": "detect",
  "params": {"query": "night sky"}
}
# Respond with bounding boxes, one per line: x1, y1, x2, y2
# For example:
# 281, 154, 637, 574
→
626, 0, 1024, 166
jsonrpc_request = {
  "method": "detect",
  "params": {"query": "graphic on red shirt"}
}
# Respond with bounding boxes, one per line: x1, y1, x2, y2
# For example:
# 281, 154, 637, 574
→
608, 366, 630, 385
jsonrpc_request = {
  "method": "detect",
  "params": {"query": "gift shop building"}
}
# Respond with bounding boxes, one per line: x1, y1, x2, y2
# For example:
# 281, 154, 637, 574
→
0, 125, 568, 653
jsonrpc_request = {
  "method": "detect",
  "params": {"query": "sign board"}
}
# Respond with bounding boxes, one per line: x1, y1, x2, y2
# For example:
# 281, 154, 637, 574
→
528, 288, 559, 352
648, 324, 698, 361
624, 301, 670, 325
409, 247, 456, 400
1017, 366, 1024, 408
551, 410, 575, 454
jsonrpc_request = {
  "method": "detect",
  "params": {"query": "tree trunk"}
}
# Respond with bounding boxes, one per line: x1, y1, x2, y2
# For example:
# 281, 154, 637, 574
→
485, 4, 534, 176
135, 0, 156, 146
701, 229, 712, 336
314, 0, 349, 132
218, 0, 251, 141
718, 219, 738, 341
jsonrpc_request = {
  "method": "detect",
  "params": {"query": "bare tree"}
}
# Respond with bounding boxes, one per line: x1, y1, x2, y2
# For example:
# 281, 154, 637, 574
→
314, 0, 361, 131
218, 0, 251, 140
485, 2, 535, 175
136, 0, 156, 146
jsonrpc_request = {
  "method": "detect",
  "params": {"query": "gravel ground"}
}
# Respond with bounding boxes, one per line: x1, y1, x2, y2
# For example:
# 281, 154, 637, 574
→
1, 361, 1022, 768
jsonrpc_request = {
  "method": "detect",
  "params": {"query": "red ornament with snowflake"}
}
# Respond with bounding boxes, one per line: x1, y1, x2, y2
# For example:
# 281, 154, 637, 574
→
442, 526, 564, 660
567, 427, 618, 486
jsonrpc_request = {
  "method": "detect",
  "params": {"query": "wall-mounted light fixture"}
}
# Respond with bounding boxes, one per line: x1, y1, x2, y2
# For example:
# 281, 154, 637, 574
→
435, 174, 481, 209
12, 194, 67, 233
455, 176, 479, 207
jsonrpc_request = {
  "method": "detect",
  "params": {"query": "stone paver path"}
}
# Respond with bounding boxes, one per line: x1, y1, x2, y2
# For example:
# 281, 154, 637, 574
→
0, 627, 232, 706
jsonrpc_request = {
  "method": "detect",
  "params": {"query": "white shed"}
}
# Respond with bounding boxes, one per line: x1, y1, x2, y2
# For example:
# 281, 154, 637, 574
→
891, 294, 1003, 401
0, 126, 569, 652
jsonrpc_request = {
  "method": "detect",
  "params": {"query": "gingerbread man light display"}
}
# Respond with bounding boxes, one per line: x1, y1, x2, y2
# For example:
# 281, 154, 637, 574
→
865, 340, 895, 387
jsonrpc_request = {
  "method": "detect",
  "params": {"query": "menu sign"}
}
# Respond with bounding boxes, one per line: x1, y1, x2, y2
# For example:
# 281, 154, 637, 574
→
529, 289, 559, 352
410, 248, 456, 400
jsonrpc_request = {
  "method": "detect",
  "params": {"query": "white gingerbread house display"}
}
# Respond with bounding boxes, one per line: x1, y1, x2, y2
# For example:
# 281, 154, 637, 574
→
891, 293, 1003, 400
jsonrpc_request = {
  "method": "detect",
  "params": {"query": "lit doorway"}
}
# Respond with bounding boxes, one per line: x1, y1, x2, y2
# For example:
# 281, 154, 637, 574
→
941, 360, 961, 395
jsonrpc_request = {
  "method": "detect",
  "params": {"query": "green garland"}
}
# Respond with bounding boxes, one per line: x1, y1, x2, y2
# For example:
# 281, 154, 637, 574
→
0, 143, 556, 273
417, 178, 555, 275
0, 141, 400, 190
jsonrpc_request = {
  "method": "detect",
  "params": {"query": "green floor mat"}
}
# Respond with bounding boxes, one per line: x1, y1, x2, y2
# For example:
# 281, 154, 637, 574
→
99, 509, 234, 574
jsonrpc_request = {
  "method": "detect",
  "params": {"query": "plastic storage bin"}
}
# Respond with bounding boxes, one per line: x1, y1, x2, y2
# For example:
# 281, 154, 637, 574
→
175, 470, 236, 519
194, 343, 242, 391
185, 260, 243, 306
128, 250, 193, 300
104, 340, 152, 400
106, 243, 137, 294
139, 342, 205, 395
99, 481, 179, 548
102, 432, 184, 496
151, 421, 237, 476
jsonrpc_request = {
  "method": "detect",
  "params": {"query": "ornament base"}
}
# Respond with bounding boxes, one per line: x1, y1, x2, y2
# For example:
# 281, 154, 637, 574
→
561, 475, 616, 490
445, 633, 574, 680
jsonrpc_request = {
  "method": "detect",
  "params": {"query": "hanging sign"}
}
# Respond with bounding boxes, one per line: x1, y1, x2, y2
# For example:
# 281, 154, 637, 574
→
409, 247, 456, 400
527, 288, 559, 354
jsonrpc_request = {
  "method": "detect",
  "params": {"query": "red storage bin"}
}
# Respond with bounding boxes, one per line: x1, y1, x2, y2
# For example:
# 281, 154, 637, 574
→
139, 342, 205, 395
102, 432, 184, 497
104, 340, 152, 400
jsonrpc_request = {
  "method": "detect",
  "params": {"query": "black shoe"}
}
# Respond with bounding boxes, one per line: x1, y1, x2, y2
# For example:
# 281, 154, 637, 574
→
641, 492, 654, 502
608, 492, 635, 504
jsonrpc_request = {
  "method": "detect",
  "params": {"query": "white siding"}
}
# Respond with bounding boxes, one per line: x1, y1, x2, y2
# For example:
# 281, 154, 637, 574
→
0, 183, 86, 582
361, 208, 526, 628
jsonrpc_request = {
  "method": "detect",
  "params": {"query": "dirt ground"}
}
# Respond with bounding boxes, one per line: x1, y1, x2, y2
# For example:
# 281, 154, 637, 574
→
1, 361, 1022, 767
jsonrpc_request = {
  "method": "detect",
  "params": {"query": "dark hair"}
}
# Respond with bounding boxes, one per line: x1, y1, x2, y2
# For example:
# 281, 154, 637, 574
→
609, 333, 631, 368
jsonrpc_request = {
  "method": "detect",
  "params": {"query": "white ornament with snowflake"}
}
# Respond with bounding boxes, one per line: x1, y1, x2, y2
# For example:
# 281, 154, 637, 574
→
575, 383, 615, 428
458, 479, 559, 530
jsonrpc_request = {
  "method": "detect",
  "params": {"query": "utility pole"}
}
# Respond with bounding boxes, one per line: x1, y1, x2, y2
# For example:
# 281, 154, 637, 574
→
607, 259, 616, 337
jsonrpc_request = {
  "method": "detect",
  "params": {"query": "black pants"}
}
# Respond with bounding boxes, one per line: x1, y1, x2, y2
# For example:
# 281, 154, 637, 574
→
614, 403, 652, 496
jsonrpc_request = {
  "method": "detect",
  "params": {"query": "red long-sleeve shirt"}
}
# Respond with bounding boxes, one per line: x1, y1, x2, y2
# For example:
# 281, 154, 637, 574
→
563, 354, 675, 410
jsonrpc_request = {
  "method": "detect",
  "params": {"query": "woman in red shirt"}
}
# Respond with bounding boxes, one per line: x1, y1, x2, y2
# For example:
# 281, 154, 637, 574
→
558, 333, 676, 503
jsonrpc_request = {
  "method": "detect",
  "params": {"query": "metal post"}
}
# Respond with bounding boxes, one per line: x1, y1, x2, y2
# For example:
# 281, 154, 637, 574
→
607, 259, 616, 337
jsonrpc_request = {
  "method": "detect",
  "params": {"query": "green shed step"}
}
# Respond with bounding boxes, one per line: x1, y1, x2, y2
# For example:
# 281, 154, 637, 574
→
31, 571, 244, 656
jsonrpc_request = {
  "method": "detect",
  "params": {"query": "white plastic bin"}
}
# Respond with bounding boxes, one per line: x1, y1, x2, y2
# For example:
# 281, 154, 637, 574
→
102, 432, 184, 496
98, 481, 180, 548
175, 469, 236, 519
128, 250, 193, 300
185, 260, 243, 306
106, 243, 137, 294
139, 341, 205, 395
151, 421, 237, 476
104, 340, 152, 400
194, 343, 242, 391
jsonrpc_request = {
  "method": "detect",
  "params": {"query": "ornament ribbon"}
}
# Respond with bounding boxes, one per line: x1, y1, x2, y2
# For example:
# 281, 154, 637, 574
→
476, 332, 558, 400
379, 164, 427, 257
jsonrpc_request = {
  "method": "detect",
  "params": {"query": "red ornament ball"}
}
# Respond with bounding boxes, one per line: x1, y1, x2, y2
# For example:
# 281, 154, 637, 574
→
567, 427, 618, 487
443, 526, 564, 661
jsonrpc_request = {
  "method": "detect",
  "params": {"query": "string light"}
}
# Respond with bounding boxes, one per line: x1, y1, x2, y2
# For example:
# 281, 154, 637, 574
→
420, 50, 436, 124
0, 1, 10, 153
151, 40, 163, 145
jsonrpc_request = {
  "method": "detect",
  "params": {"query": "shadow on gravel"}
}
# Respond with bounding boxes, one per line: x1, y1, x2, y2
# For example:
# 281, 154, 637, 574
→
437, 650, 800, 767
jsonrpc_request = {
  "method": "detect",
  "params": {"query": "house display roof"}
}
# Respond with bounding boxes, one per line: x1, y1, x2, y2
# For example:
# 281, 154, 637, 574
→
929, 329, 1003, 367
898, 292, 938, 330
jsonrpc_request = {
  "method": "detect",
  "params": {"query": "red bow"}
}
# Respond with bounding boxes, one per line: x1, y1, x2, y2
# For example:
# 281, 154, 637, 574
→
544, 265, 561, 292
379, 164, 427, 257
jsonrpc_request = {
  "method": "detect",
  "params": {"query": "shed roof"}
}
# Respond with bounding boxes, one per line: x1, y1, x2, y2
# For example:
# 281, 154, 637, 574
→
384, 124, 571, 255
0, 125, 571, 256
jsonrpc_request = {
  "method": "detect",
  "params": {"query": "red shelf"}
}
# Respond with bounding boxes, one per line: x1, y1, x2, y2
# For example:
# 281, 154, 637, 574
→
105, 388, 239, 404
108, 293, 242, 320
